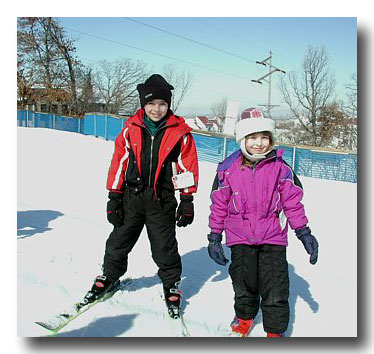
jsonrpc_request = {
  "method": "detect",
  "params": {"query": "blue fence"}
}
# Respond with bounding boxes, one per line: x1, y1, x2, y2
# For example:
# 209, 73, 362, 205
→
17, 110, 357, 183
17, 110, 84, 134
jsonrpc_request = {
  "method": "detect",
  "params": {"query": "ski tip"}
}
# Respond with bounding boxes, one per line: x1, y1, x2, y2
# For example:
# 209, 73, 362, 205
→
35, 321, 48, 328
35, 321, 57, 332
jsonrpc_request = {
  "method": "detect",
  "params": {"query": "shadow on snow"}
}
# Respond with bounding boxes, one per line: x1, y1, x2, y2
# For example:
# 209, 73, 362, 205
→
285, 264, 319, 337
17, 210, 64, 238
38, 245, 318, 337
51, 313, 138, 337
115, 246, 319, 337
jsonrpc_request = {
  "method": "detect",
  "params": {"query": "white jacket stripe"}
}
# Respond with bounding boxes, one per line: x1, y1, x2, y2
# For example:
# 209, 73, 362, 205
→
112, 127, 129, 189
178, 135, 188, 172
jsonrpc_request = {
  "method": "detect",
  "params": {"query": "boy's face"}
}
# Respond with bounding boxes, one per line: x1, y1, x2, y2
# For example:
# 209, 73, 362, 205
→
144, 99, 168, 122
245, 131, 271, 155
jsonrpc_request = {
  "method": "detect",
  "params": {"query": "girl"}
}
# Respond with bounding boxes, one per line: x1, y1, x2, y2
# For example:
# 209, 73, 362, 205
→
207, 108, 318, 337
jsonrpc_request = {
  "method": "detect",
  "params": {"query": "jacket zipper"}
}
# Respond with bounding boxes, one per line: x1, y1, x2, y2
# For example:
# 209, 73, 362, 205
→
134, 120, 180, 190
142, 125, 167, 188
149, 135, 154, 187
251, 166, 257, 243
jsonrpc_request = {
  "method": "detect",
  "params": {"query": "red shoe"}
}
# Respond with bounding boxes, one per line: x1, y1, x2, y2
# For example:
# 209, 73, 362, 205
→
230, 316, 254, 337
267, 332, 283, 337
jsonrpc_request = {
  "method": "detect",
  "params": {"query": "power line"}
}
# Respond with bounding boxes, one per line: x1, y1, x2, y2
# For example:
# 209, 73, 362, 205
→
191, 18, 270, 54
123, 17, 257, 64
192, 18, 297, 72
64, 26, 250, 82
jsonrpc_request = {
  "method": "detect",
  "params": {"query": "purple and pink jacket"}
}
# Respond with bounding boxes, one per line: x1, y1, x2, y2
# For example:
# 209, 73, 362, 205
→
209, 149, 308, 247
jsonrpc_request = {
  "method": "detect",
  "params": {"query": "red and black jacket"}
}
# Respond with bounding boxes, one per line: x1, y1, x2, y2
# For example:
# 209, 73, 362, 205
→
106, 109, 199, 197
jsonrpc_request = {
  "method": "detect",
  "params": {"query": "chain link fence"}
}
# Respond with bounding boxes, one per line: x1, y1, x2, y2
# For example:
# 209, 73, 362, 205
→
18, 110, 357, 183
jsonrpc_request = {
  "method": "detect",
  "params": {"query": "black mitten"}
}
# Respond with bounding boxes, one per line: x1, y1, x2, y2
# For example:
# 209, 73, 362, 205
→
176, 195, 194, 227
106, 191, 124, 227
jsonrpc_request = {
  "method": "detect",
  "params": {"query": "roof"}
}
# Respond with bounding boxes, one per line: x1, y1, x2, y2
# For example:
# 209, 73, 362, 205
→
196, 116, 209, 124
196, 116, 219, 126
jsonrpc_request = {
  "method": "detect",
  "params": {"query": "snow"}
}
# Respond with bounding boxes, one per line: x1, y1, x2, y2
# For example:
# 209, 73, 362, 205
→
17, 127, 357, 339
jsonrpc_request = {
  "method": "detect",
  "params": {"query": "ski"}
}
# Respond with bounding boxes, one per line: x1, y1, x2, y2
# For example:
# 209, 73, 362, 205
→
175, 315, 191, 337
35, 278, 131, 333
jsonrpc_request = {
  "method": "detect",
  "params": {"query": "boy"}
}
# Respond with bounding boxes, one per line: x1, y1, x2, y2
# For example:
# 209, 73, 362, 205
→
82, 74, 199, 319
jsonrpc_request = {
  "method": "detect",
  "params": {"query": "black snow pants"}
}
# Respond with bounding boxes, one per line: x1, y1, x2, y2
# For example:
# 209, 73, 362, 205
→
229, 244, 290, 334
103, 188, 181, 289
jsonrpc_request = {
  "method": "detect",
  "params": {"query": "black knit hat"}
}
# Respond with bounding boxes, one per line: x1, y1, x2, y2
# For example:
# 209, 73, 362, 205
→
137, 74, 174, 109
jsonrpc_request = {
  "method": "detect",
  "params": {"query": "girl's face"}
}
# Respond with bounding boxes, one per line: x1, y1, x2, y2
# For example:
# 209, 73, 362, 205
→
144, 99, 168, 122
245, 132, 272, 155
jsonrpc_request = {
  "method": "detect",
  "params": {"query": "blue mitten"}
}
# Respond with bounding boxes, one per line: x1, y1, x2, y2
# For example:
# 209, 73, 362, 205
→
207, 233, 229, 266
295, 227, 319, 265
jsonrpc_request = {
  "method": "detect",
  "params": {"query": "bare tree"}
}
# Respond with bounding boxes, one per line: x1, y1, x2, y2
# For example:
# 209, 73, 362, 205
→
48, 19, 81, 115
341, 73, 357, 150
317, 101, 347, 147
211, 96, 228, 117
210, 97, 228, 133
78, 68, 94, 115
280, 45, 336, 146
345, 73, 357, 118
162, 64, 193, 113
17, 19, 38, 109
93, 58, 149, 115
210, 97, 228, 117
17, 17, 84, 115
17, 54, 37, 109
18, 17, 62, 111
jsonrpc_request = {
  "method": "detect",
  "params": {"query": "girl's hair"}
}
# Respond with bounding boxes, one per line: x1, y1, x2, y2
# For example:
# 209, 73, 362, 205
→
241, 131, 275, 169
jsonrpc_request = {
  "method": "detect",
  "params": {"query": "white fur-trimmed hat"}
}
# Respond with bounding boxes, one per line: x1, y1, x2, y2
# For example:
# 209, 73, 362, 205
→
235, 108, 275, 143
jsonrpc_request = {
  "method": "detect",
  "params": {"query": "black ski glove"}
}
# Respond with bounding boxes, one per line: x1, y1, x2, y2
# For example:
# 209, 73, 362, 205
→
106, 191, 124, 227
295, 226, 319, 265
176, 195, 194, 227
207, 232, 229, 266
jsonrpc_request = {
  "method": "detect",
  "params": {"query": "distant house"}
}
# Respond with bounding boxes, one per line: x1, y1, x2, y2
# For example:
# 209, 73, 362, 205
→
17, 83, 107, 115
275, 119, 297, 130
195, 116, 220, 132
184, 118, 200, 130
19, 86, 71, 114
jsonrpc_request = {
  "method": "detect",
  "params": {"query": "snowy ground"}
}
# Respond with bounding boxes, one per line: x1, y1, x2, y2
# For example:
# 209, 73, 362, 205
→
17, 127, 357, 338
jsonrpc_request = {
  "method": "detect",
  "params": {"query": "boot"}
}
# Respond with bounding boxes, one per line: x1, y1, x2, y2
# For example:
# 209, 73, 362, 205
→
267, 332, 284, 337
230, 316, 254, 337
79, 275, 119, 308
164, 281, 182, 319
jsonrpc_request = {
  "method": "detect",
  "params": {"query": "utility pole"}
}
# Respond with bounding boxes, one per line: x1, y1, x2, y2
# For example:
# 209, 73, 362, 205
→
252, 51, 286, 118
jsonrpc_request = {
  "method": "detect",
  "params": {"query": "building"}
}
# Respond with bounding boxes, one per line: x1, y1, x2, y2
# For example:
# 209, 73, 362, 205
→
195, 116, 220, 132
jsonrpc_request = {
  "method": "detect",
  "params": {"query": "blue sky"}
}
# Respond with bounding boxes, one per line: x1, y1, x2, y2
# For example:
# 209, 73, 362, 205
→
58, 17, 357, 117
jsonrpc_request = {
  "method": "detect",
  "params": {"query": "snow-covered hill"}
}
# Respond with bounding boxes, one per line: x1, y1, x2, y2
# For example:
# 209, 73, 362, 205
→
17, 127, 357, 338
